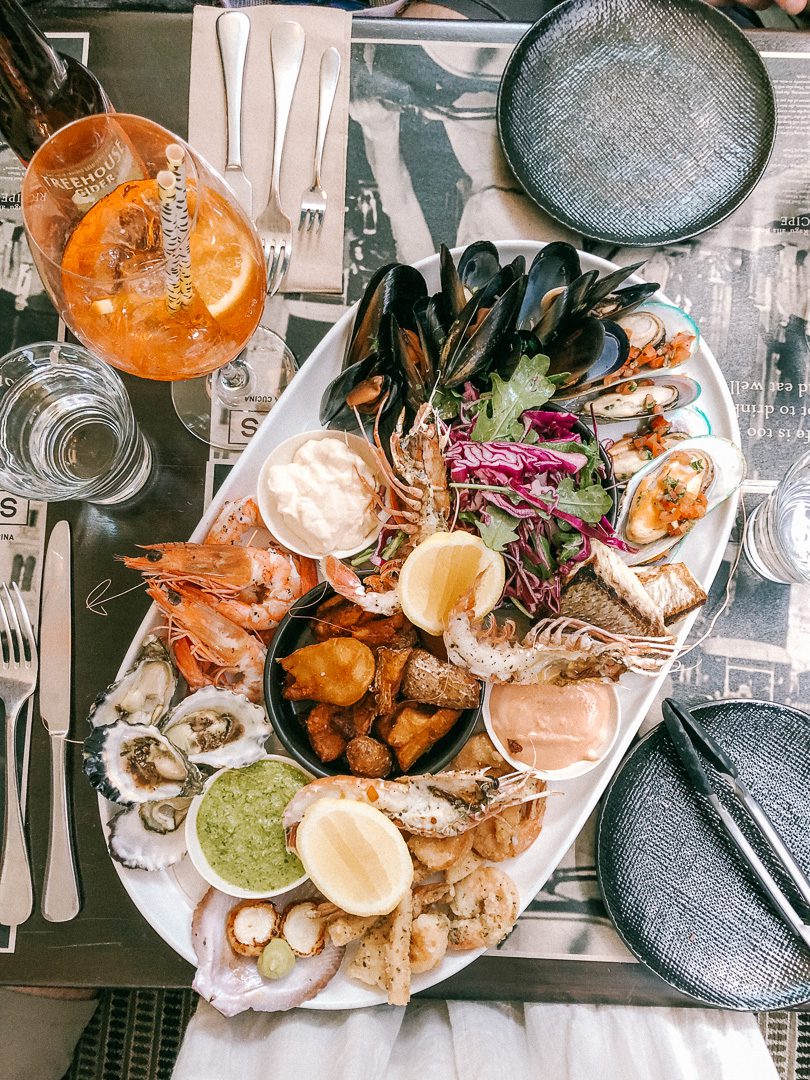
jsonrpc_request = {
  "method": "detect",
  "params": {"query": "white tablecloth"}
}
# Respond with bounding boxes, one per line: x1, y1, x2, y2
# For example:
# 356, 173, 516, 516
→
171, 1000, 780, 1080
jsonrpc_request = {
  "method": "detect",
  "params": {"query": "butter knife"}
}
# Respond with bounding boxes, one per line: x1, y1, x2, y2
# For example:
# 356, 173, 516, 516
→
41, 521, 80, 923
217, 10, 253, 216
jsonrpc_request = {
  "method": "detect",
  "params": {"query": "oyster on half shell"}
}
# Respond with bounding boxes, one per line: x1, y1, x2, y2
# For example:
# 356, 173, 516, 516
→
616, 436, 746, 565
108, 797, 191, 871
160, 687, 272, 769
84, 723, 203, 806
89, 635, 177, 729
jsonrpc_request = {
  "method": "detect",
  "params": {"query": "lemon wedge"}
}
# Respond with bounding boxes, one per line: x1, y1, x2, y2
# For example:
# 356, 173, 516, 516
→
397, 531, 506, 636
294, 798, 413, 917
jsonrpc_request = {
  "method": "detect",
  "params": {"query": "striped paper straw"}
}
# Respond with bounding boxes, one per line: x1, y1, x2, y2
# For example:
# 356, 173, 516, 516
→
156, 169, 183, 312
166, 143, 193, 307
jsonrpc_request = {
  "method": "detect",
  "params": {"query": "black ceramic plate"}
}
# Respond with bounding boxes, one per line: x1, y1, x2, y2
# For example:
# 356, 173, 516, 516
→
498, 0, 776, 246
265, 582, 481, 778
597, 699, 810, 1009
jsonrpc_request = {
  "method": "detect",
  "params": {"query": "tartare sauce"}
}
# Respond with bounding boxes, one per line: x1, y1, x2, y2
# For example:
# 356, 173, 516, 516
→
488, 682, 614, 772
263, 437, 379, 555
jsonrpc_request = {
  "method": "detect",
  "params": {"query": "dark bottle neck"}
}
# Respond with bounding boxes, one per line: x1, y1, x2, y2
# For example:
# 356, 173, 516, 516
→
0, 0, 68, 108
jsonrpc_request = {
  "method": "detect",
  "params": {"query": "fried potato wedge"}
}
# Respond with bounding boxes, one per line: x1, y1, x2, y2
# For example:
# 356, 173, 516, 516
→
401, 649, 481, 710
303, 704, 347, 763
374, 647, 413, 717
280, 638, 375, 706
388, 705, 463, 771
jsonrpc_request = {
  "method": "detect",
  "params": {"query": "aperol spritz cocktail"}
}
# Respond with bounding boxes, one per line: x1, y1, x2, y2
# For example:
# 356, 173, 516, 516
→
21, 114, 266, 381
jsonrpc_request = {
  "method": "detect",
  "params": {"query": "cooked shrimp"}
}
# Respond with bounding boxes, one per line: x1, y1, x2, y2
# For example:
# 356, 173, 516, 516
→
470, 797, 546, 862
205, 496, 264, 546
407, 831, 474, 872
148, 583, 266, 702
321, 555, 401, 616
447, 867, 520, 950
409, 913, 449, 974
444, 594, 676, 683
283, 769, 549, 839
124, 543, 316, 632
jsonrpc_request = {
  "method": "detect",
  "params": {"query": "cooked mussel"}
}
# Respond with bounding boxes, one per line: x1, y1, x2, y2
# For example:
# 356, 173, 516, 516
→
591, 281, 659, 320
606, 407, 712, 483
616, 436, 745, 564
616, 301, 699, 360
566, 374, 701, 422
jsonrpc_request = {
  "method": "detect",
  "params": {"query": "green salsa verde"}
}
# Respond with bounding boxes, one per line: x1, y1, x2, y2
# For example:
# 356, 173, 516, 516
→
196, 759, 307, 892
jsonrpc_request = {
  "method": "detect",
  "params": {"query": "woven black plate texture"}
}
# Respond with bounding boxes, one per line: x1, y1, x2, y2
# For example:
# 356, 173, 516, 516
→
597, 700, 810, 1009
497, 0, 776, 246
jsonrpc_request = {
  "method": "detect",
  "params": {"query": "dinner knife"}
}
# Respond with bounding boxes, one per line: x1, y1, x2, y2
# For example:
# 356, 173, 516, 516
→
217, 10, 253, 216
667, 698, 810, 911
662, 701, 810, 951
40, 521, 80, 923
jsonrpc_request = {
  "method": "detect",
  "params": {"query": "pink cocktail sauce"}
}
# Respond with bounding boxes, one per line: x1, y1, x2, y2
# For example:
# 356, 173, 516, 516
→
488, 682, 614, 771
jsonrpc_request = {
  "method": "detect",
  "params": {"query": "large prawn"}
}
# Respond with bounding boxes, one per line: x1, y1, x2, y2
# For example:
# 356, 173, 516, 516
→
283, 768, 548, 840
123, 543, 317, 632
147, 582, 267, 703
443, 593, 676, 684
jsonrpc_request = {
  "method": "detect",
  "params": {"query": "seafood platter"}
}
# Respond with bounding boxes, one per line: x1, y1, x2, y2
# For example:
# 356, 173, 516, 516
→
83, 241, 741, 1012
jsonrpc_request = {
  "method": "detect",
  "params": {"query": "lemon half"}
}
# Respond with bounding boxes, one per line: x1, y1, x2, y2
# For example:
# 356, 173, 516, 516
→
397, 531, 506, 636
295, 798, 413, 917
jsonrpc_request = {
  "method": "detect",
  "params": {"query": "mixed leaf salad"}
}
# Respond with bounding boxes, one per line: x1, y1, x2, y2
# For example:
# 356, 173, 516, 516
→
441, 354, 623, 616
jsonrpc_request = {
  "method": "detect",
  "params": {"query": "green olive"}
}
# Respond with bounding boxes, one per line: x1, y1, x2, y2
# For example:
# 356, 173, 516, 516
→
258, 938, 295, 980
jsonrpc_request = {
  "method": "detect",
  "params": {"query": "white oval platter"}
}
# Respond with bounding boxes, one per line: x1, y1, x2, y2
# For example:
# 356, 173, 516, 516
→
96, 242, 740, 1009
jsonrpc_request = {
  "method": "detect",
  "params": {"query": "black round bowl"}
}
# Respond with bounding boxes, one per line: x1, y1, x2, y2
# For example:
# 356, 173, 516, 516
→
264, 581, 482, 779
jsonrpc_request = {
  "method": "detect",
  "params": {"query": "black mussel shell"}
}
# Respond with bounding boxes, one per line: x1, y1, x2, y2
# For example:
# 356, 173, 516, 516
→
517, 242, 582, 332
320, 354, 388, 425
345, 264, 428, 372
457, 240, 502, 293
583, 260, 645, 309
591, 282, 659, 320
391, 313, 431, 413
414, 296, 444, 380
559, 320, 630, 394
439, 244, 467, 322
442, 276, 525, 388
546, 315, 606, 386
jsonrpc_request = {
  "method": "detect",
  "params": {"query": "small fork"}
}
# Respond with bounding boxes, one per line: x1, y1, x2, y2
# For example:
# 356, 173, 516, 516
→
254, 21, 305, 296
0, 584, 37, 926
298, 47, 341, 234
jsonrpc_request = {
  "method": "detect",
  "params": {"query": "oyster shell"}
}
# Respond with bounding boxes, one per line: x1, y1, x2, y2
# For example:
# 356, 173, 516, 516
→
160, 687, 272, 768
89, 635, 177, 728
108, 797, 190, 870
616, 436, 746, 564
569, 374, 701, 422
84, 723, 203, 806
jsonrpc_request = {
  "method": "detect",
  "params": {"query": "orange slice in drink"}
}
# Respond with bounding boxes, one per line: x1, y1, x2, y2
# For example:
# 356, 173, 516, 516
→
189, 199, 255, 320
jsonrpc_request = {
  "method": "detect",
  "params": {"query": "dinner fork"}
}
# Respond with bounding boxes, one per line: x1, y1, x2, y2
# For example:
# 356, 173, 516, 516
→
254, 21, 305, 296
298, 47, 341, 233
0, 584, 37, 926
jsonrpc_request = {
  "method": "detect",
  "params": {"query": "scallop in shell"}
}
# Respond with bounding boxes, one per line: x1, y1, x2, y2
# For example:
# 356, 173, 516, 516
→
607, 407, 712, 483
568, 374, 701, 423
616, 436, 745, 565
89, 635, 177, 729
84, 723, 203, 806
160, 687, 272, 768
616, 301, 700, 359
108, 797, 191, 870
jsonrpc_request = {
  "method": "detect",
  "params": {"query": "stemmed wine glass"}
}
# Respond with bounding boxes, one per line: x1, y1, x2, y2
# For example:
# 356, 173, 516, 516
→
21, 112, 289, 447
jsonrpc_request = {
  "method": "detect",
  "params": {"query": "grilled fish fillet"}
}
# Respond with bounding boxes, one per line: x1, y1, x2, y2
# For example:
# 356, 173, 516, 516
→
559, 541, 669, 638
635, 563, 707, 625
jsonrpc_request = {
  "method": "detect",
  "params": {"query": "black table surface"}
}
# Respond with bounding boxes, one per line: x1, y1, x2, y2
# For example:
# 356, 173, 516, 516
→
0, 8, 722, 1005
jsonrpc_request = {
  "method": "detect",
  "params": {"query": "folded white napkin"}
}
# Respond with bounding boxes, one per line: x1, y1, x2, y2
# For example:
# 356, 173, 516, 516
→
172, 999, 779, 1080
189, 4, 351, 294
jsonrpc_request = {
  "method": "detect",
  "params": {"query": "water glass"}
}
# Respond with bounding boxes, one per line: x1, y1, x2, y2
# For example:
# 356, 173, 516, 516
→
743, 450, 810, 584
0, 342, 152, 504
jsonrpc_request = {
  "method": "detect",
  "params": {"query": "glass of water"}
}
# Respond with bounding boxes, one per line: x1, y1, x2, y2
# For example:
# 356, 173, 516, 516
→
0, 342, 152, 504
743, 450, 810, 584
